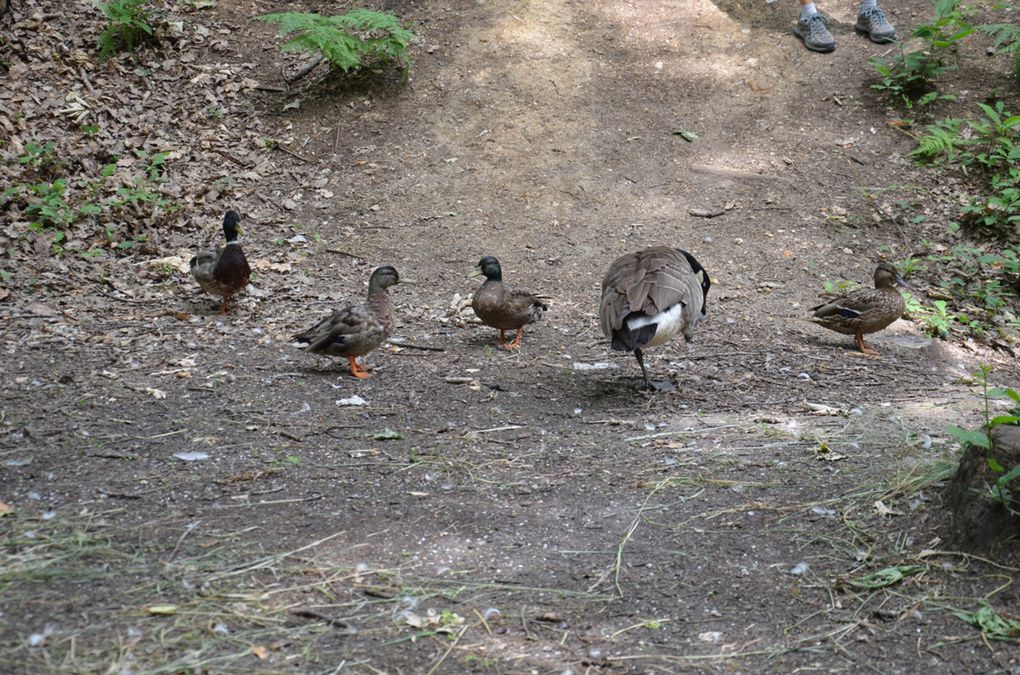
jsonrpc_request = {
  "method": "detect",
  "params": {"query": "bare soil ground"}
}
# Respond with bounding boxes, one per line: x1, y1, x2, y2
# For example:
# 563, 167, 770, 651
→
2, 0, 1020, 672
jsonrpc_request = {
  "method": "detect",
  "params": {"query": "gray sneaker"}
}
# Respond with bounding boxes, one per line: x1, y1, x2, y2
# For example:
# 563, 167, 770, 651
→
794, 13, 836, 53
856, 7, 897, 43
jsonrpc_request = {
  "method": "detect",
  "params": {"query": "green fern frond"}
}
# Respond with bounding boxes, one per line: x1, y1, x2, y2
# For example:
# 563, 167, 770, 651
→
259, 10, 414, 73
980, 22, 1020, 50
912, 118, 969, 162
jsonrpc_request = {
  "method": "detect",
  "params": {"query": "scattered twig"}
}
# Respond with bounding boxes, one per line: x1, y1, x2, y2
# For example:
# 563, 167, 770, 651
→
79, 67, 95, 95
520, 605, 533, 639
690, 164, 786, 182
609, 618, 672, 639
689, 208, 726, 218
206, 530, 346, 581
466, 425, 522, 435
425, 623, 469, 675
212, 148, 253, 168
165, 520, 200, 564
388, 340, 445, 352
275, 144, 313, 164
625, 423, 748, 442
472, 608, 493, 636
612, 476, 672, 597
287, 54, 325, 82
326, 247, 365, 260
288, 607, 350, 629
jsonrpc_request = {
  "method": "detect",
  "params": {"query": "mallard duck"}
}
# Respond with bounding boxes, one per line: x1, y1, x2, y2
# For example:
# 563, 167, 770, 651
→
599, 247, 711, 391
291, 266, 411, 379
470, 256, 548, 351
809, 262, 906, 355
190, 210, 251, 314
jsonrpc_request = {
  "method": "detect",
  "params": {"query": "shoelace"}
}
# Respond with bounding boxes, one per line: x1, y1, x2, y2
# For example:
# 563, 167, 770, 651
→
860, 7, 890, 26
806, 14, 830, 35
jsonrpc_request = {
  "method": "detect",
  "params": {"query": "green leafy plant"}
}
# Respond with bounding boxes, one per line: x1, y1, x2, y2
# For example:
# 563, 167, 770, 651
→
978, 2, 1020, 87
822, 279, 857, 295
947, 366, 1020, 513
105, 150, 174, 221
917, 298, 953, 337
868, 0, 972, 110
258, 9, 415, 76
3, 143, 178, 258
18, 141, 63, 180
954, 599, 1020, 640
94, 0, 156, 59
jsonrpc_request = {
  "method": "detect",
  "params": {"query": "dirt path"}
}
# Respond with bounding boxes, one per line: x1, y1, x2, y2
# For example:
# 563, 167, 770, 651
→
2, 0, 1019, 672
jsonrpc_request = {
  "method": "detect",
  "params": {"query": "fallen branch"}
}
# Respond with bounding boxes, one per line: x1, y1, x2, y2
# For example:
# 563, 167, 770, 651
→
275, 144, 313, 164
388, 339, 445, 352
289, 607, 349, 629
287, 55, 325, 82
326, 247, 365, 260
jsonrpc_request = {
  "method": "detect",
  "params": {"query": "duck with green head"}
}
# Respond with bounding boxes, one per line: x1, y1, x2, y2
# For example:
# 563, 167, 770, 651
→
190, 210, 251, 314
470, 256, 548, 351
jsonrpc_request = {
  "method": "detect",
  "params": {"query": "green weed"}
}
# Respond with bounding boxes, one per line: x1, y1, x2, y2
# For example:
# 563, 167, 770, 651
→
868, 0, 972, 111
94, 0, 157, 59
946, 365, 1020, 513
259, 9, 415, 77
3, 143, 178, 258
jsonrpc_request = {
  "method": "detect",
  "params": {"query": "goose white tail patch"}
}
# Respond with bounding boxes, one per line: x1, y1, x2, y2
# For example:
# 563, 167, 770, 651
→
625, 303, 687, 347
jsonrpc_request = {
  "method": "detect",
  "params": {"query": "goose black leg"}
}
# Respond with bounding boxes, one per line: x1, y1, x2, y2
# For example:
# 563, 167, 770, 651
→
634, 348, 675, 392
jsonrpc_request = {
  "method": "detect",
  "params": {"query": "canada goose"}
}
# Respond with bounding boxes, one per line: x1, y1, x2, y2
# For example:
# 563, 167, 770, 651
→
599, 247, 711, 390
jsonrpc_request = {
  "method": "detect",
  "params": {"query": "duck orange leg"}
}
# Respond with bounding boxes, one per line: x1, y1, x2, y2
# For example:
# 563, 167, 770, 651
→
495, 329, 507, 349
348, 356, 373, 379
855, 333, 879, 356
220, 296, 230, 314
501, 327, 525, 351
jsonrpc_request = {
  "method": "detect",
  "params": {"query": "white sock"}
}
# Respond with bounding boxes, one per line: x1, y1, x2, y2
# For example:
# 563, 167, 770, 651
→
859, 0, 877, 10
800, 2, 818, 18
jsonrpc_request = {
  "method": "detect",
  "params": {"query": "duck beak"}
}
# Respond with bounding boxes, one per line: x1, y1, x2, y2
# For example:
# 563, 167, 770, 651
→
467, 268, 483, 279
399, 277, 417, 285
235, 225, 245, 236
895, 274, 909, 288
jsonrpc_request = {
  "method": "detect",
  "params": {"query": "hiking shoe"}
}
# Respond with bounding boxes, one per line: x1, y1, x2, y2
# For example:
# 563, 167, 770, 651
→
855, 7, 897, 43
794, 13, 836, 53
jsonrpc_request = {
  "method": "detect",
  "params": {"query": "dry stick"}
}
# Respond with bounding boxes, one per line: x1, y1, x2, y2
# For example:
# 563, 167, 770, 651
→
288, 607, 349, 628
472, 608, 493, 636
520, 605, 533, 639
288, 54, 325, 82
326, 247, 365, 260
613, 476, 672, 598
625, 423, 748, 443
207, 530, 346, 581
165, 520, 201, 564
425, 623, 470, 675
275, 144, 313, 164
388, 340, 445, 352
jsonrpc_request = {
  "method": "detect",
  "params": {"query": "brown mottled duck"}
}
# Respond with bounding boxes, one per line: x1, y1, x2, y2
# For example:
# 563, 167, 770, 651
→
809, 262, 906, 355
291, 266, 412, 379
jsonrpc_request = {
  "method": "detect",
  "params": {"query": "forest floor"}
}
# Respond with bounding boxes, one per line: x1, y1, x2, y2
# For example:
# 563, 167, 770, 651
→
2, 0, 1020, 672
